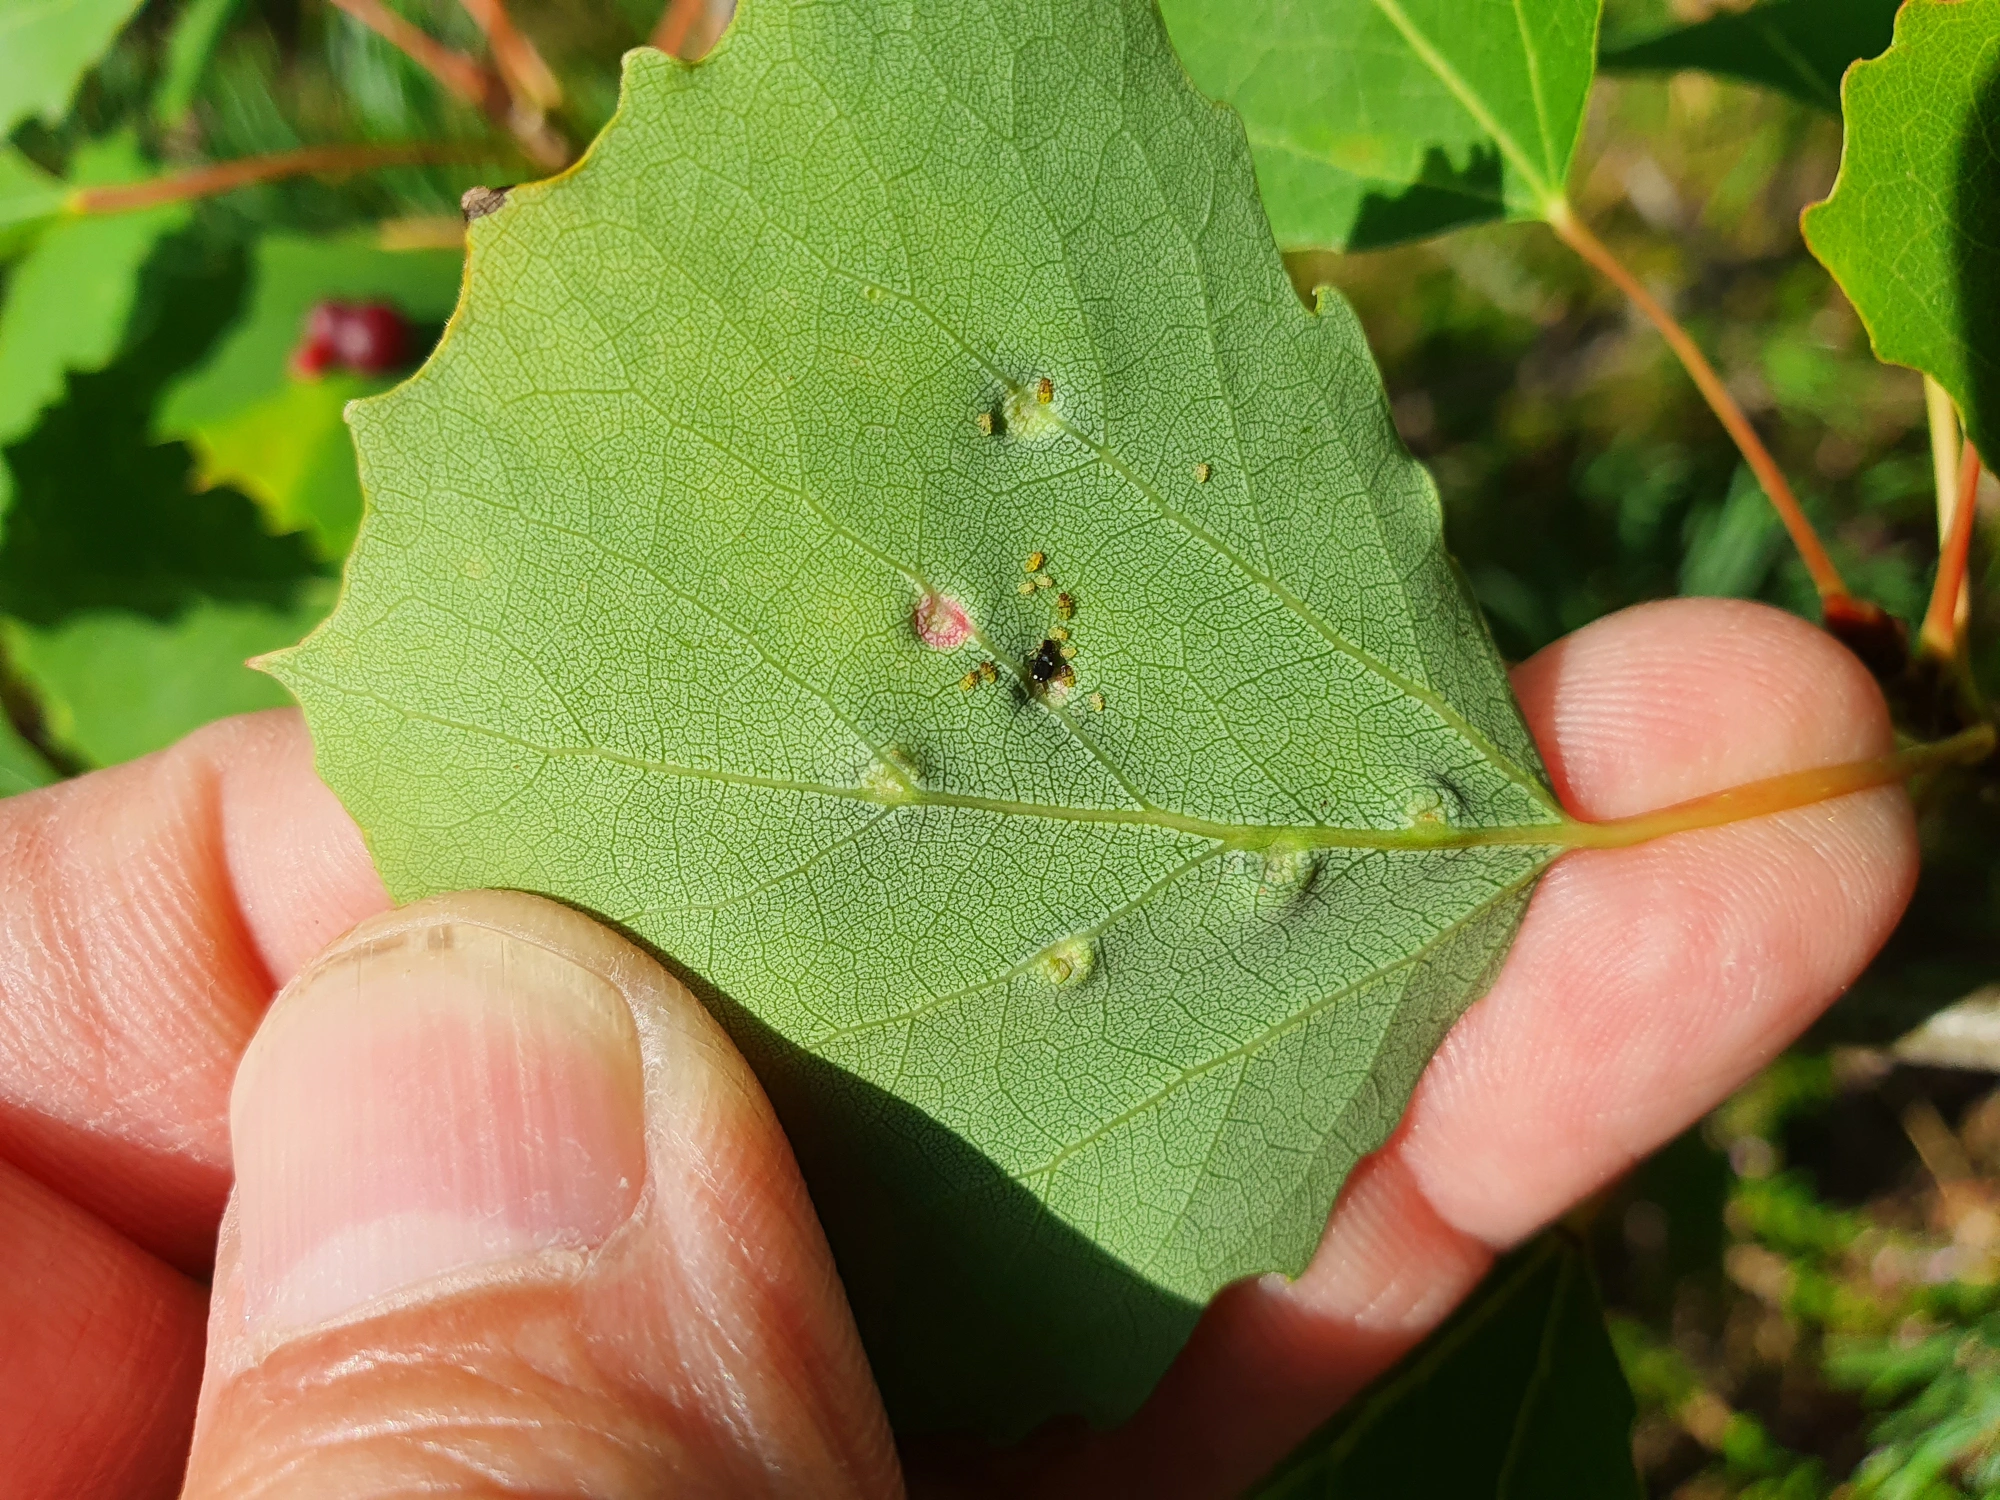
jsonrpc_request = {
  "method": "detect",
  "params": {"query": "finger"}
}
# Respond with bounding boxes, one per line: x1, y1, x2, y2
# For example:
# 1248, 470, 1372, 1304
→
0, 708, 387, 1270
0, 1155, 207, 1499
185, 891, 901, 1499
1037, 598, 1918, 1497
1399, 596, 1914, 1239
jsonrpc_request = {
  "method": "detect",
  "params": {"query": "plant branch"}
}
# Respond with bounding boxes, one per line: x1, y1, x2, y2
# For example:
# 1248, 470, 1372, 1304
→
1546, 199, 1854, 609
650, 0, 714, 58
1555, 723, 1994, 852
455, 0, 561, 111
1920, 442, 1981, 662
326, 0, 566, 168
65, 142, 485, 215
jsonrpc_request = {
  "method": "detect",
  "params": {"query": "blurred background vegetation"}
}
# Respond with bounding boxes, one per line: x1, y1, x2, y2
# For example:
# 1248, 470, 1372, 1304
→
2, 0, 1996, 1494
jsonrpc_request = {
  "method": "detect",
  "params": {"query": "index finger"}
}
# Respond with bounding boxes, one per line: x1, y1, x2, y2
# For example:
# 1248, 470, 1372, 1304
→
0, 709, 387, 1270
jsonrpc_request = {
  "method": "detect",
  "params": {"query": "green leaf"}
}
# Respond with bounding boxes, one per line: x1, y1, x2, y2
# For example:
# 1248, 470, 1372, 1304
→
0, 708, 54, 795
154, 0, 243, 128
3, 586, 327, 768
1599, 0, 1900, 116
0, 136, 190, 530
1157, 0, 1602, 250
0, 227, 324, 626
0, 0, 148, 133
271, 0, 1564, 1431
158, 234, 463, 558
0, 147, 68, 254
1250, 1235, 1644, 1499
1802, 0, 2000, 461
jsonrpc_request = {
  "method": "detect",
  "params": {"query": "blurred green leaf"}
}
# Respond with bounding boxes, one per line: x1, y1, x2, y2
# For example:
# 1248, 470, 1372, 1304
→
1251, 1234, 1643, 1498
0, 136, 190, 531
0, 0, 147, 133
158, 232, 462, 558
0, 706, 54, 794
1600, 0, 1900, 116
1802, 0, 2000, 459
1680, 466, 1784, 600
1157, 0, 1602, 250
0, 224, 322, 626
3, 584, 327, 767
0, 147, 67, 250
154, 0, 244, 128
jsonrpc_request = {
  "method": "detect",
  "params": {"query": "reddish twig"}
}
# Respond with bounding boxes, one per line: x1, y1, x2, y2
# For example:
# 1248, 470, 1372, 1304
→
327, 0, 566, 168
329, 0, 501, 111
1547, 201, 1855, 609
650, 0, 703, 56
456, 0, 562, 111
650, 0, 707, 57
1920, 443, 1982, 662
66, 142, 482, 215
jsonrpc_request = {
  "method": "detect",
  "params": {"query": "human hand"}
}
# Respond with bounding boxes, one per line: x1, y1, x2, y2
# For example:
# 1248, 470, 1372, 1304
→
0, 597, 1915, 1498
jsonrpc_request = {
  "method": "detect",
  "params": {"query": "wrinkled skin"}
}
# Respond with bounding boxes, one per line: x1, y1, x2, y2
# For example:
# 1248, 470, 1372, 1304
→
0, 599, 1917, 1498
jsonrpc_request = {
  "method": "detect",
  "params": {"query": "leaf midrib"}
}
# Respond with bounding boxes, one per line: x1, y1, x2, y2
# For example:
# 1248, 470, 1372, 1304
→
1368, 0, 1562, 211
865, 282, 1559, 816
281, 665, 1572, 850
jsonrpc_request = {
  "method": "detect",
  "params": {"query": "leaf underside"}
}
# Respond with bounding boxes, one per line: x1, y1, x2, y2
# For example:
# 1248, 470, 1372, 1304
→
1803, 0, 2000, 462
1156, 0, 1600, 251
273, 0, 1563, 1432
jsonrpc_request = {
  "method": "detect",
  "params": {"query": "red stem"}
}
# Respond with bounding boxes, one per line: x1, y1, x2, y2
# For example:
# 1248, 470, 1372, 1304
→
1547, 201, 1854, 607
67, 143, 479, 215
1920, 443, 1982, 661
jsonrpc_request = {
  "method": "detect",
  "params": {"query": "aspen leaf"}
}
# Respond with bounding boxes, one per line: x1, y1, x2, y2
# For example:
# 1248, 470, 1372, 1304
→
271, 0, 1566, 1431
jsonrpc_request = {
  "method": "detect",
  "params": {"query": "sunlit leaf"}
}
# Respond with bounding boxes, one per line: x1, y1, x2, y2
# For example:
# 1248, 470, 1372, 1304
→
0, 136, 189, 532
0, 228, 323, 626
1803, 0, 2000, 459
0, 0, 148, 133
1157, 0, 1601, 250
272, 0, 1565, 1431
1599, 0, 1899, 116
1252, 1235, 1642, 1499
4, 586, 328, 768
158, 233, 463, 558
0, 147, 67, 254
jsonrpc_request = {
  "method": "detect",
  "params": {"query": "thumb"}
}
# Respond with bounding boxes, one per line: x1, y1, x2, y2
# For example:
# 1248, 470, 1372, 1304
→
184, 891, 901, 1499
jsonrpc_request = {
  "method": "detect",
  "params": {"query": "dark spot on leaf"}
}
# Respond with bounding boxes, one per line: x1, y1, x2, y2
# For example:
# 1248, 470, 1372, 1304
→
461, 185, 513, 221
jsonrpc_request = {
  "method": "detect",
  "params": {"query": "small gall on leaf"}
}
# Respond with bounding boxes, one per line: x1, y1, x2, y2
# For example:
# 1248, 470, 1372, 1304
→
1259, 842, 1320, 898
1040, 936, 1098, 987
914, 592, 973, 651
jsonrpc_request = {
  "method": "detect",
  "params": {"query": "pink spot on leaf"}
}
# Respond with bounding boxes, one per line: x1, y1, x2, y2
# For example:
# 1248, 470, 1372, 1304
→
914, 593, 971, 651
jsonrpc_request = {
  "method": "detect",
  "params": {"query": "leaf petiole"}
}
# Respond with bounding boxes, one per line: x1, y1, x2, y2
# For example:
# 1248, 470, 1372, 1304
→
1549, 722, 1995, 853
1545, 198, 1860, 615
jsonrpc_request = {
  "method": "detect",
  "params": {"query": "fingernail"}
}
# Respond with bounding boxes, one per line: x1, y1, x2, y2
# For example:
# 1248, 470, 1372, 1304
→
231, 911, 647, 1329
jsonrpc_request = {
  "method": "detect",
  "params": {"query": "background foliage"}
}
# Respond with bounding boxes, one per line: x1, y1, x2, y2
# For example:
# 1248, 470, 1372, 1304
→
1, 0, 1994, 1492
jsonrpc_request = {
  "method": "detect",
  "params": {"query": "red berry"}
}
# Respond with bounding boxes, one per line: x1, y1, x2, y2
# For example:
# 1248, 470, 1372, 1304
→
331, 302, 411, 375
292, 300, 415, 379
